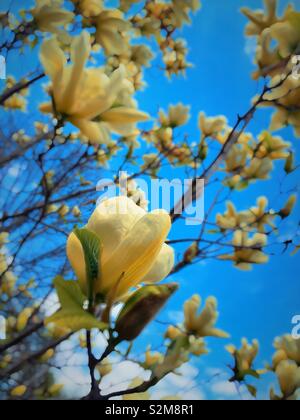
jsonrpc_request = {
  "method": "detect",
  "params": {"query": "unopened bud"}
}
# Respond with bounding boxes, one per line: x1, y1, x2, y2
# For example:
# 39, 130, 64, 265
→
116, 283, 178, 341
279, 195, 297, 218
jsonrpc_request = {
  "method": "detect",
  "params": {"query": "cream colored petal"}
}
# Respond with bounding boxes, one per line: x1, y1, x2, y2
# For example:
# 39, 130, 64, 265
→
66, 232, 87, 293
184, 295, 201, 331
61, 32, 91, 112
96, 29, 126, 55
106, 121, 137, 137
70, 118, 110, 144
40, 37, 66, 85
99, 211, 171, 297
141, 244, 175, 283
101, 107, 149, 124
87, 196, 145, 263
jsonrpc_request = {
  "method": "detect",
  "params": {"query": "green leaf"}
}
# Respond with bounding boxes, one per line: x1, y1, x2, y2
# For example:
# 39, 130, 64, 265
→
53, 276, 85, 311
45, 276, 107, 332
45, 309, 106, 332
74, 228, 102, 301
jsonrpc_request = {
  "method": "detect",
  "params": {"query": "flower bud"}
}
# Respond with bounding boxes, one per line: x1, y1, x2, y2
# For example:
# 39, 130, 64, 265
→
279, 195, 297, 218
116, 283, 178, 341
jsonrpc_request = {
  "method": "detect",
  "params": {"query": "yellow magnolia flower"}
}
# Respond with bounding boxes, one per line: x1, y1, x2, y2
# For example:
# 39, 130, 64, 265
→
10, 385, 27, 397
216, 197, 275, 233
273, 335, 300, 368
183, 295, 229, 338
40, 32, 149, 144
3, 95, 27, 112
17, 308, 34, 332
270, 10, 300, 58
72, 0, 103, 17
241, 0, 279, 36
120, 0, 141, 13
242, 157, 273, 180
279, 195, 297, 218
67, 196, 174, 299
242, 2, 300, 137
225, 144, 248, 173
198, 112, 227, 139
31, 0, 74, 37
165, 325, 182, 340
159, 103, 190, 128
1, 270, 17, 297
94, 10, 130, 55
171, 0, 201, 27
256, 131, 290, 160
188, 335, 208, 356
219, 231, 269, 270
271, 360, 300, 400
216, 202, 248, 231
226, 338, 259, 381
144, 348, 164, 369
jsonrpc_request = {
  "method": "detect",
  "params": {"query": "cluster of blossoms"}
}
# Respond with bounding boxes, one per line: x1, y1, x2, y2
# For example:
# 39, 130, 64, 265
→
0, 233, 16, 298
216, 195, 296, 270
270, 335, 300, 400
226, 335, 300, 400
145, 295, 229, 378
40, 31, 149, 145
204, 120, 291, 190
131, 0, 201, 77
3, 76, 28, 112
143, 103, 195, 167
242, 0, 300, 137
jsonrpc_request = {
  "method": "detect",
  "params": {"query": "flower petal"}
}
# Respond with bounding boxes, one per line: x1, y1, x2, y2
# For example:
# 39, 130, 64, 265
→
70, 118, 111, 144
62, 31, 91, 112
141, 244, 175, 283
87, 196, 145, 263
99, 211, 171, 297
66, 232, 87, 293
101, 107, 149, 124
40, 37, 66, 86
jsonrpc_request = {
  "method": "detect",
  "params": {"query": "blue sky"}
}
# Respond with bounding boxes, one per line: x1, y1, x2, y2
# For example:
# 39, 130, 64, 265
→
1, 0, 300, 400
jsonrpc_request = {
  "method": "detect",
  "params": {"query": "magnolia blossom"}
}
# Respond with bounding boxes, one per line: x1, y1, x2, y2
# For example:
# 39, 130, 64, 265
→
67, 196, 175, 299
219, 231, 269, 270
184, 295, 229, 338
241, 0, 279, 36
271, 360, 300, 400
198, 112, 228, 138
72, 0, 104, 17
226, 339, 259, 374
95, 10, 130, 55
31, 0, 74, 37
40, 31, 149, 144
273, 335, 300, 367
159, 103, 190, 128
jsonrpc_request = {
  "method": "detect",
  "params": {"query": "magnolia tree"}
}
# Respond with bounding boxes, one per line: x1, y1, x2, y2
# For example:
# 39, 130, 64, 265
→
0, 0, 300, 401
